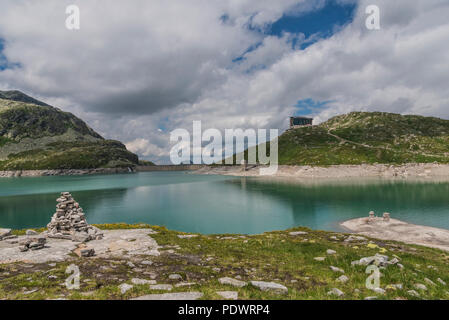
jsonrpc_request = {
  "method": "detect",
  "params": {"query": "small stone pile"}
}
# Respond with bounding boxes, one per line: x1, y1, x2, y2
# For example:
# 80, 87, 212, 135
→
19, 237, 46, 252
46, 192, 103, 242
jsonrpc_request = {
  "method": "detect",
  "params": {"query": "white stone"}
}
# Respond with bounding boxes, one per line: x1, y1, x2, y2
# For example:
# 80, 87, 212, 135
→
437, 278, 446, 286
177, 235, 198, 239
216, 291, 238, 300
424, 278, 435, 286
407, 290, 420, 297
337, 275, 349, 283
330, 266, 345, 273
150, 284, 173, 291
289, 231, 308, 236
131, 292, 203, 300
250, 281, 288, 294
119, 283, 133, 294
414, 283, 428, 291
326, 249, 337, 255
169, 274, 183, 280
218, 277, 247, 288
175, 282, 196, 287
314, 257, 325, 261
131, 278, 156, 285
327, 288, 344, 297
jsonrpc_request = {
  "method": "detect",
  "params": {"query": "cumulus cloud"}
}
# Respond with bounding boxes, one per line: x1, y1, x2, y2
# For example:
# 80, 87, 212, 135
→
1, 0, 448, 163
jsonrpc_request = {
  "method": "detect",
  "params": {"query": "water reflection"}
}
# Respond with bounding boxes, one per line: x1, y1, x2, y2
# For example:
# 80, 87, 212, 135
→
0, 172, 448, 234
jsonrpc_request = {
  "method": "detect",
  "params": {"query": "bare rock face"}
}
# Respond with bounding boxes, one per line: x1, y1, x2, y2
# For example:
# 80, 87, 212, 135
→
46, 192, 103, 242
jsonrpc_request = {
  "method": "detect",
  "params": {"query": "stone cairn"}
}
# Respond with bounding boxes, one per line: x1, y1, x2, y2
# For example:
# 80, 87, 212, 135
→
46, 192, 103, 242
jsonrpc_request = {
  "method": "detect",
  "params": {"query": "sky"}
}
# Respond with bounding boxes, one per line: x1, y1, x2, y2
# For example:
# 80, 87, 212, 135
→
0, 0, 449, 163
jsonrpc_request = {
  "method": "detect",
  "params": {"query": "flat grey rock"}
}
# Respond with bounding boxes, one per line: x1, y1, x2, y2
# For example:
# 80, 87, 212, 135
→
327, 288, 344, 297
169, 274, 183, 280
216, 291, 238, 300
131, 278, 156, 285
330, 266, 345, 273
250, 281, 288, 294
414, 283, 428, 291
150, 284, 173, 291
119, 283, 133, 294
289, 231, 308, 236
218, 277, 247, 288
131, 292, 203, 300
177, 235, 198, 239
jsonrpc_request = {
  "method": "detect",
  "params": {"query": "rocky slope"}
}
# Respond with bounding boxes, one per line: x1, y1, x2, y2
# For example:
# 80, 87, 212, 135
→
0, 90, 138, 170
277, 112, 449, 165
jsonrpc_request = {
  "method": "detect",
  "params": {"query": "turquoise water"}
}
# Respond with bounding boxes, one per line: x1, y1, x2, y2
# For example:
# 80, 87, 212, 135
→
0, 172, 449, 234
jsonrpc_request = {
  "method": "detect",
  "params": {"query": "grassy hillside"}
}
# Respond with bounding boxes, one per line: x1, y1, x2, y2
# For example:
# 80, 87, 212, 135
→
0, 91, 139, 170
271, 112, 449, 165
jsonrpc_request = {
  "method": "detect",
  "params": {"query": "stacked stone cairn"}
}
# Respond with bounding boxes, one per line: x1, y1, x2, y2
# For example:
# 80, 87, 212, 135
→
46, 192, 103, 242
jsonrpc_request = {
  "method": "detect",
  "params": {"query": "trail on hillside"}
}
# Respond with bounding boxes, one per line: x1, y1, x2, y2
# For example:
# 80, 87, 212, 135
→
326, 129, 447, 159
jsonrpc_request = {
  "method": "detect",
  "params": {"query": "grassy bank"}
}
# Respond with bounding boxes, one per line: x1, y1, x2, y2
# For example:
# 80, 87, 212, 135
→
1, 224, 449, 300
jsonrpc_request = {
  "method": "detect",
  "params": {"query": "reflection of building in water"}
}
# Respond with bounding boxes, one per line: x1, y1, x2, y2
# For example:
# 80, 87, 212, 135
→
289, 116, 313, 129
240, 177, 247, 190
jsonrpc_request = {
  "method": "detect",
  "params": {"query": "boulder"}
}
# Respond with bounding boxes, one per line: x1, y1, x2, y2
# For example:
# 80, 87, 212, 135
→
218, 277, 247, 288
0, 228, 11, 240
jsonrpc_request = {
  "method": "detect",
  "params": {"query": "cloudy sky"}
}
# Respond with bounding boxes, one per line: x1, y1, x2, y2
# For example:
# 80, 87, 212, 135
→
1, 0, 448, 163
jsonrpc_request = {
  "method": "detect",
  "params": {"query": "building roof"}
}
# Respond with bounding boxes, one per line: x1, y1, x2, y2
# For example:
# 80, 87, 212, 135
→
291, 116, 313, 120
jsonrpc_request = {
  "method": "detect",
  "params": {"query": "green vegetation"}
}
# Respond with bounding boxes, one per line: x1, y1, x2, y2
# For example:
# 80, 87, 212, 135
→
138, 160, 156, 166
0, 140, 138, 170
2, 223, 449, 300
255, 112, 449, 165
0, 91, 140, 170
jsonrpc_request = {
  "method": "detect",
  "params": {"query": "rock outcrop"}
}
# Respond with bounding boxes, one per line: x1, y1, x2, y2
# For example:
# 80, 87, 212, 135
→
46, 192, 103, 242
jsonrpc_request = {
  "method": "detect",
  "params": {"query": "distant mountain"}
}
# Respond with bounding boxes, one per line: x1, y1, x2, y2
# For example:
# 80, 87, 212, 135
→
276, 112, 449, 165
0, 90, 139, 170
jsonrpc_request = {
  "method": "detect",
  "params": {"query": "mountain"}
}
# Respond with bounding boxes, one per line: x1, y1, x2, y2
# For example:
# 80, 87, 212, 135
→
275, 112, 449, 165
0, 90, 138, 170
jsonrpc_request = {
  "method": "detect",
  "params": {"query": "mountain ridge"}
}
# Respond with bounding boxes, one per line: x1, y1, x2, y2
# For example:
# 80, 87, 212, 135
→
276, 111, 449, 165
0, 90, 139, 170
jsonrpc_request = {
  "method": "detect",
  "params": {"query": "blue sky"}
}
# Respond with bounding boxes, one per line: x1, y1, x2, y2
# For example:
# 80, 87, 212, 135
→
0, 39, 6, 71
269, 0, 356, 41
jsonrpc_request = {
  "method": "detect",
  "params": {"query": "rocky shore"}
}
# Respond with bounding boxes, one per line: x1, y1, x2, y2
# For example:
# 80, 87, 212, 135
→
0, 167, 134, 178
341, 215, 449, 252
195, 163, 449, 180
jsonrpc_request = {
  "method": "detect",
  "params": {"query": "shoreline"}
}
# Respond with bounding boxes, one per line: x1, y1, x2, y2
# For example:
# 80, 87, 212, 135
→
3, 163, 449, 179
194, 163, 449, 180
0, 167, 134, 178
